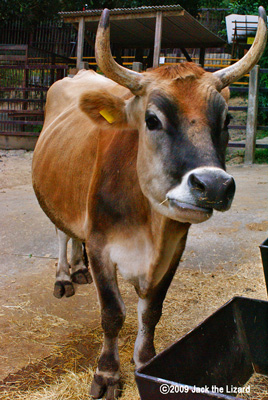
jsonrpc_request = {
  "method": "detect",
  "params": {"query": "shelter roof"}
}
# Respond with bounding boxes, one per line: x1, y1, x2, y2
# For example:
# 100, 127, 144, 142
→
59, 5, 225, 48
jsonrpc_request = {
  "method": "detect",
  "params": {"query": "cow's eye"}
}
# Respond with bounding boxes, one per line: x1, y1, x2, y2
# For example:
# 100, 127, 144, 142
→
145, 112, 162, 130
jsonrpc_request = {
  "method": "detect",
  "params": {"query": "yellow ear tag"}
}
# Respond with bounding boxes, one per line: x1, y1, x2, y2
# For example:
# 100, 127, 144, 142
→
99, 109, 116, 124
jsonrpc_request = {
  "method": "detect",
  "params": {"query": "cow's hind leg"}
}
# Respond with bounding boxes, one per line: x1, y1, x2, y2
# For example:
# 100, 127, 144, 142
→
70, 239, 93, 284
88, 247, 125, 400
54, 230, 74, 298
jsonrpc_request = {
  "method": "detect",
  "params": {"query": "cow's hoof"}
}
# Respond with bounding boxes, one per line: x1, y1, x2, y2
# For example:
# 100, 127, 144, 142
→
90, 376, 106, 399
106, 383, 121, 400
53, 281, 75, 298
90, 374, 121, 400
71, 268, 93, 284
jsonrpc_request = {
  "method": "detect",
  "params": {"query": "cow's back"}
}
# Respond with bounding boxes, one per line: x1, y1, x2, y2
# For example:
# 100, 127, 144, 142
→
32, 70, 127, 240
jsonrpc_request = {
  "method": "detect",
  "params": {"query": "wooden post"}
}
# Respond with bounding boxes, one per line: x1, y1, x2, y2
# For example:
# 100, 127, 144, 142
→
153, 11, 163, 68
76, 17, 85, 70
199, 48, 205, 67
245, 65, 260, 164
180, 47, 192, 62
132, 62, 143, 72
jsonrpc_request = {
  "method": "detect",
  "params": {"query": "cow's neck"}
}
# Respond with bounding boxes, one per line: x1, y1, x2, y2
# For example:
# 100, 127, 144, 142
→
91, 128, 190, 296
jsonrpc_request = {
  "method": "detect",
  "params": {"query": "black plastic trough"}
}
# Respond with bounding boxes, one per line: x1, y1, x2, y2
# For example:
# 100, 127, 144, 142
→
135, 296, 268, 400
260, 238, 268, 294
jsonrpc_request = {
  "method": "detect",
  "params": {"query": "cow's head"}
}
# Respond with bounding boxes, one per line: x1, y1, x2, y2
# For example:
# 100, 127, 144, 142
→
80, 7, 267, 224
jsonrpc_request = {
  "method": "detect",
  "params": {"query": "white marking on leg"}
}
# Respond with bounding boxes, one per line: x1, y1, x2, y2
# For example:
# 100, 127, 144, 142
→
134, 298, 149, 369
96, 336, 120, 380
56, 230, 71, 281
70, 239, 86, 273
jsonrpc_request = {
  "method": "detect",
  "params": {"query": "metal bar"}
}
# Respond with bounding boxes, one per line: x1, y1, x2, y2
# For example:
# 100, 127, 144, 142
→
0, 120, 43, 125
0, 110, 44, 115
0, 87, 48, 92
229, 87, 248, 92
229, 125, 268, 130
0, 132, 40, 137
229, 125, 246, 130
228, 106, 247, 111
228, 142, 268, 149
0, 99, 45, 103
0, 65, 68, 69
0, 44, 28, 50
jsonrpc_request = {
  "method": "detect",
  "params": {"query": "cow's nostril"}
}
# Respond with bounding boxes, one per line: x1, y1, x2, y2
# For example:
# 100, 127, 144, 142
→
225, 177, 236, 199
188, 173, 206, 193
187, 170, 236, 211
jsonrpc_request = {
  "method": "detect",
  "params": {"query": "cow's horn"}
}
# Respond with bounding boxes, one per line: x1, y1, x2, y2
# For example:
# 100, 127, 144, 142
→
214, 6, 267, 89
95, 9, 145, 95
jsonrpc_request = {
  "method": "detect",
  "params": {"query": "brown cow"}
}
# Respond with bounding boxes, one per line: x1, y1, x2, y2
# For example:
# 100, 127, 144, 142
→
32, 7, 267, 400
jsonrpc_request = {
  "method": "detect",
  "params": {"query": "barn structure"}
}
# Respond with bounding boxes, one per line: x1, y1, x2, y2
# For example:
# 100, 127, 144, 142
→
1, 5, 227, 150
59, 5, 225, 71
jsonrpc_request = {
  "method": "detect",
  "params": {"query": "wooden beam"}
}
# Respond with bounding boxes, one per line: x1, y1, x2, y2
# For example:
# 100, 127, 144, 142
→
76, 17, 85, 69
72, 23, 95, 48
180, 48, 192, 62
245, 65, 260, 164
199, 48, 205, 67
153, 11, 163, 68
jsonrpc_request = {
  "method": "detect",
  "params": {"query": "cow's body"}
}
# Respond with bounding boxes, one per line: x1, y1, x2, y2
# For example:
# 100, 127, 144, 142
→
32, 67, 230, 398
32, 7, 267, 399
33, 69, 191, 296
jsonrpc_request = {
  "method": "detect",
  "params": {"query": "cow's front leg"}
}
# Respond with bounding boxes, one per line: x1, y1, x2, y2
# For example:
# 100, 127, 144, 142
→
133, 265, 179, 369
134, 229, 188, 368
54, 230, 74, 298
89, 248, 126, 400
70, 239, 93, 284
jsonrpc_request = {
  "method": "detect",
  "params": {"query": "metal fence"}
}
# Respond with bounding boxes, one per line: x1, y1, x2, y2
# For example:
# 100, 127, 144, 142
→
0, 45, 68, 139
0, 19, 95, 59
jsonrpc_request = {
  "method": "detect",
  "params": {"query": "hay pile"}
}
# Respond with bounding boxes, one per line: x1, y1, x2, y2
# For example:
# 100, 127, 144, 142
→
243, 374, 268, 400
1, 259, 267, 400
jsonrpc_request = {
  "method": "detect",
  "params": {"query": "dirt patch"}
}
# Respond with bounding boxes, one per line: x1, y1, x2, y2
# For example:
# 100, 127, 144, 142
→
246, 221, 268, 232
0, 150, 32, 189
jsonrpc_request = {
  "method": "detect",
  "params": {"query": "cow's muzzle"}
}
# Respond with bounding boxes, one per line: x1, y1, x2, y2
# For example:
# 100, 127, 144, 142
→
188, 169, 235, 211
166, 167, 236, 215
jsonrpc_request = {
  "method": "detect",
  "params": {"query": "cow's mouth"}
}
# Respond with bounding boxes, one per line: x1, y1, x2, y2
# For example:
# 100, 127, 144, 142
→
168, 198, 213, 215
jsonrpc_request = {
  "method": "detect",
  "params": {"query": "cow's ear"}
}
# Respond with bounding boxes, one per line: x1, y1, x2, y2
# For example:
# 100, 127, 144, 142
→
79, 90, 128, 128
220, 87, 230, 103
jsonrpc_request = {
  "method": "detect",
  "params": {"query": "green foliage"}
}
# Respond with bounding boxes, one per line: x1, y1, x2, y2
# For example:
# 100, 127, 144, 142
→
257, 130, 268, 140
254, 148, 268, 163
0, 0, 202, 23
0, 0, 62, 24
200, 0, 229, 7
227, 1, 260, 14
226, 148, 268, 164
